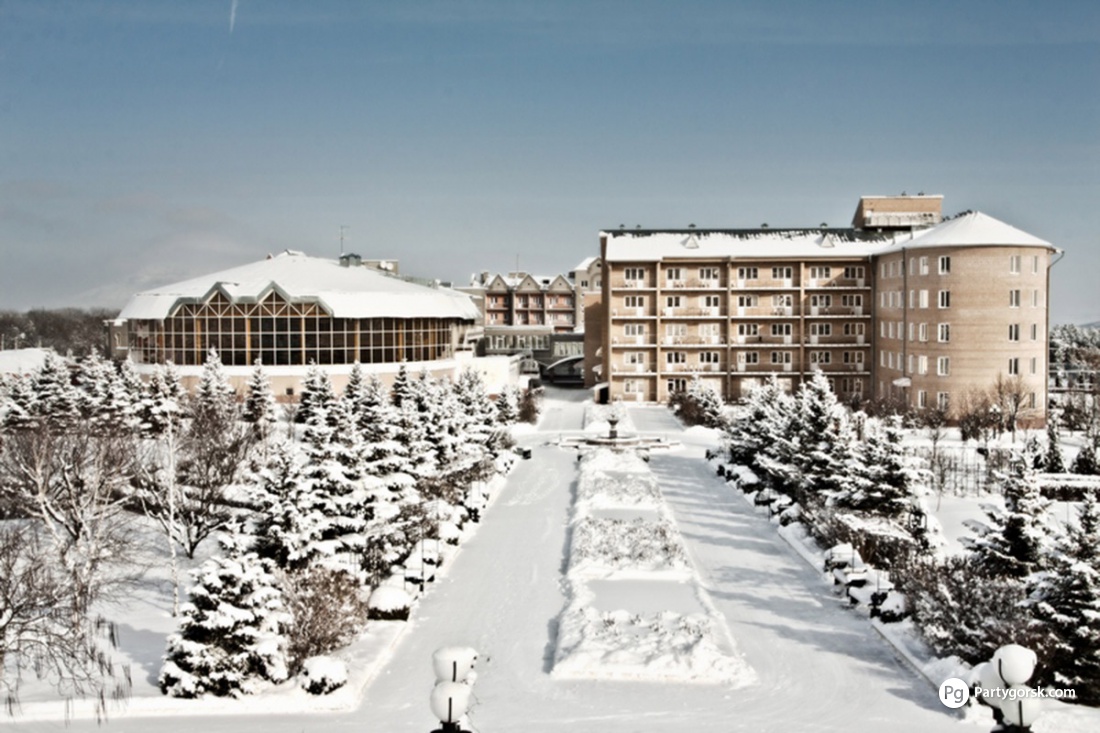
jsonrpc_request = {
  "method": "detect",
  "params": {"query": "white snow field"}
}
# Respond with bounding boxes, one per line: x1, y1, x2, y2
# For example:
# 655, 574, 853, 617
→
7, 387, 1099, 732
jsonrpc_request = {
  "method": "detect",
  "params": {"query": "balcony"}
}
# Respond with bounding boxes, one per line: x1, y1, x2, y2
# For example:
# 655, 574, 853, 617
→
685, 278, 721, 289
612, 307, 648, 318
612, 279, 647, 289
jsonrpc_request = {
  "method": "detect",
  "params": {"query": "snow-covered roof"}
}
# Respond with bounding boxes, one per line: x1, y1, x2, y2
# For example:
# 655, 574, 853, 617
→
574, 256, 598, 270
0, 347, 51, 375
602, 229, 894, 262
602, 212, 1054, 262
118, 251, 480, 321
894, 211, 1055, 251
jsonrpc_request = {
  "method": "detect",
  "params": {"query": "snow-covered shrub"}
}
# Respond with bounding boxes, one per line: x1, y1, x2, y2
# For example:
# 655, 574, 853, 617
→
298, 656, 348, 695
282, 566, 368, 675
160, 548, 289, 698
893, 554, 1038, 665
569, 517, 688, 576
367, 585, 412, 621
518, 386, 542, 424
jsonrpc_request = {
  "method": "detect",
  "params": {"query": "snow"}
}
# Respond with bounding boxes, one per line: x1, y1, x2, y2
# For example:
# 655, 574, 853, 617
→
117, 251, 480, 321
368, 586, 413, 613
6, 389, 1099, 732
0, 347, 50, 375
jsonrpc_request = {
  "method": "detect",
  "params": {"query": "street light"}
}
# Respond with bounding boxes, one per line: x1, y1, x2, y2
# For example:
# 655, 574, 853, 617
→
972, 645, 1042, 733
430, 646, 478, 733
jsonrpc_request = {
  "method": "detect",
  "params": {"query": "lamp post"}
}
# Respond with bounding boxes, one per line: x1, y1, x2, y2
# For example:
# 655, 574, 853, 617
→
972, 644, 1041, 732
430, 646, 478, 733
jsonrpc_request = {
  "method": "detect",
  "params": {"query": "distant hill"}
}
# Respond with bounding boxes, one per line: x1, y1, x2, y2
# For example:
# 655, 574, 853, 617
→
1081, 321, 1100, 330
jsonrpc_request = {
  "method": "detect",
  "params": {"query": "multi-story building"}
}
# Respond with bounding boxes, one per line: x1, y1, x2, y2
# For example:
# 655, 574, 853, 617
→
595, 196, 1059, 422
460, 260, 601, 369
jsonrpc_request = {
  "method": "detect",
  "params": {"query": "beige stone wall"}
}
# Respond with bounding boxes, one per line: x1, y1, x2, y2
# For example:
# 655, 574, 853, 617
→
872, 246, 1049, 423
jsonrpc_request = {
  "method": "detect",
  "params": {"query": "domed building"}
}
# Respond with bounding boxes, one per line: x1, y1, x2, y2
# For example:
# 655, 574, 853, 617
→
110, 251, 489, 395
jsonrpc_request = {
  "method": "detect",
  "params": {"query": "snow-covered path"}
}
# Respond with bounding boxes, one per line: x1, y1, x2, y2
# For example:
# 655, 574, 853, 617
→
9, 391, 974, 732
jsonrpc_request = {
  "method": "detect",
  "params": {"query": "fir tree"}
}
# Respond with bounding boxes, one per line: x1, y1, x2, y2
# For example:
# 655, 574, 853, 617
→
391, 364, 412, 408
193, 349, 237, 423
792, 371, 850, 505
342, 361, 367, 417
242, 360, 277, 439
29, 351, 80, 426
840, 416, 917, 518
139, 362, 185, 435
249, 443, 325, 570
0, 373, 36, 430
495, 384, 520, 424
358, 375, 415, 498
74, 350, 115, 421
296, 362, 335, 425
1044, 414, 1066, 473
964, 455, 1052, 578
1029, 495, 1100, 703
159, 538, 289, 698
1071, 439, 1099, 475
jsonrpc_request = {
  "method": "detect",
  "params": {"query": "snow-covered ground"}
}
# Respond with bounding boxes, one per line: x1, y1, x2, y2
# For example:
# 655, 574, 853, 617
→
6, 386, 1098, 732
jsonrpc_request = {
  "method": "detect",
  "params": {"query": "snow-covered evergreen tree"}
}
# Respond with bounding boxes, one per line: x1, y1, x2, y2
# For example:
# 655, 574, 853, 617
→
726, 375, 785, 467
296, 362, 335, 425
495, 384, 520, 424
159, 537, 289, 698
1030, 494, 1100, 702
391, 364, 412, 408
139, 362, 185, 435
838, 416, 916, 518
341, 361, 367, 416
193, 349, 237, 423
29, 351, 80, 426
964, 455, 1052, 578
74, 350, 115, 421
242, 360, 277, 438
1043, 414, 1066, 473
0, 373, 36, 430
249, 443, 325, 570
1071, 439, 1099, 475
790, 371, 851, 505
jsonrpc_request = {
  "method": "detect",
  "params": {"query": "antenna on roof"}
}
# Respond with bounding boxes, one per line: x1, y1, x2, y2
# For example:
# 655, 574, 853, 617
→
339, 225, 349, 256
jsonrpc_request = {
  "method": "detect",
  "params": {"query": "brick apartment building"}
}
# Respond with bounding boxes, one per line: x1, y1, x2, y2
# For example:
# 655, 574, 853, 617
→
593, 196, 1058, 421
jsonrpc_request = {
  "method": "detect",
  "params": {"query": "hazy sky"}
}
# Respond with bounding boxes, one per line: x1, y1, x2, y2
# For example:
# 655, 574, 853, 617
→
1, 1, 1097, 323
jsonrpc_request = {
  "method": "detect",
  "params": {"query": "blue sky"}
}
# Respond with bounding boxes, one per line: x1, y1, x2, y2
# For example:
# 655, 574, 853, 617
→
1, 0, 1097, 323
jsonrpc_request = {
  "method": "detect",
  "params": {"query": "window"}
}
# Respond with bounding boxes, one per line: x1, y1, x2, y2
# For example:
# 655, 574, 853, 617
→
810, 323, 832, 336
666, 267, 683, 282
665, 322, 686, 337
810, 266, 831, 279
887, 352, 894, 369
938, 323, 950, 342
738, 323, 759, 336
699, 266, 719, 281
918, 355, 928, 375
1031, 290, 1040, 307
841, 294, 862, 308
737, 266, 758, 280
1030, 323, 1038, 341
880, 263, 888, 279
1008, 358, 1020, 375
1008, 324, 1020, 342
909, 258, 916, 276
908, 354, 914, 373
1009, 289, 1020, 307
810, 294, 832, 308
1029, 393, 1037, 409
880, 351, 886, 367
881, 321, 887, 338
919, 322, 928, 342
773, 294, 793, 307
843, 351, 865, 365
666, 351, 686, 364
843, 323, 865, 337
908, 323, 915, 342
909, 290, 916, 309
699, 323, 719, 338
1032, 255, 1039, 274
938, 290, 951, 308
703, 294, 721, 308
771, 266, 792, 280
1009, 255, 1021, 274
770, 351, 792, 364
667, 378, 687, 393
810, 351, 831, 364
624, 323, 645, 336
888, 322, 895, 339
938, 256, 951, 274
624, 379, 640, 394
1030, 357, 1037, 375
919, 290, 929, 308
742, 351, 760, 364
843, 266, 864, 280
700, 351, 720, 364
737, 295, 759, 308
665, 295, 682, 309
937, 356, 950, 376
918, 390, 928, 408
626, 352, 646, 365
919, 257, 929, 275
771, 323, 792, 336
937, 392, 950, 411
624, 267, 645, 281
624, 295, 644, 308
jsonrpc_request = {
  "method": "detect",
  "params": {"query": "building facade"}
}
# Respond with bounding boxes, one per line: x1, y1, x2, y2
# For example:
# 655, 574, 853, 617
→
596, 198, 1059, 422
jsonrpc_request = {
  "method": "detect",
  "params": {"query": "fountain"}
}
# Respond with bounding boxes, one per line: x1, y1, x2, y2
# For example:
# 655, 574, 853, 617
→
557, 399, 680, 453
